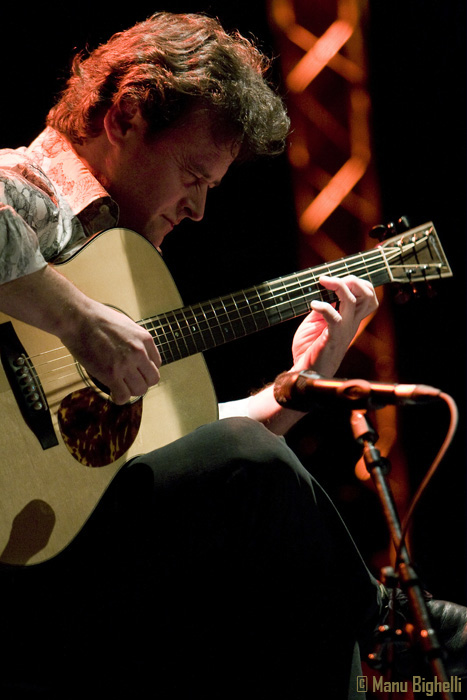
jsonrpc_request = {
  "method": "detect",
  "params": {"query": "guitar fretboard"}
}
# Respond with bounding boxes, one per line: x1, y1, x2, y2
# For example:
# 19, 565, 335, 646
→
142, 247, 390, 365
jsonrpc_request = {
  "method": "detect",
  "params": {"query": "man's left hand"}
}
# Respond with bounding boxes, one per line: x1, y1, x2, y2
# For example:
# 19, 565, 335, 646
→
291, 275, 378, 377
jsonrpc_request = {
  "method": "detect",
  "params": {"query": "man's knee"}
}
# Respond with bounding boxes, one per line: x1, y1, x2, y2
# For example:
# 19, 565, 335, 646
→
129, 416, 312, 501
206, 416, 280, 458
200, 417, 314, 504
202, 417, 297, 469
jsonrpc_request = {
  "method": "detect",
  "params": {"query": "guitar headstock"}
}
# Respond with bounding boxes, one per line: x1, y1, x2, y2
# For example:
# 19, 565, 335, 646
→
378, 221, 452, 285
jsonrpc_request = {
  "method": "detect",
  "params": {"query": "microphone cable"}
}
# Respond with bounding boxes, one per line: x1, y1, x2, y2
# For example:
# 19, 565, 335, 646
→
395, 391, 459, 567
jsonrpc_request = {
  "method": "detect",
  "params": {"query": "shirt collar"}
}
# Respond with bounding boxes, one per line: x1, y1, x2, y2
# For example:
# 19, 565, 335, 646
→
27, 127, 119, 235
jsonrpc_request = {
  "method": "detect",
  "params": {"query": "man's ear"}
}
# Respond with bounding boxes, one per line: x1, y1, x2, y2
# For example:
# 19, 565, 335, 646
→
103, 101, 146, 144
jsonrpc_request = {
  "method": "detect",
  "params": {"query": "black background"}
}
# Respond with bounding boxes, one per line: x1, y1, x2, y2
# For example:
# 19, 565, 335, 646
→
2, 2, 465, 603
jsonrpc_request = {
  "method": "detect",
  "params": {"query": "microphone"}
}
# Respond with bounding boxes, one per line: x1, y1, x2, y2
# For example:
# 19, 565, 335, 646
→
273, 370, 442, 412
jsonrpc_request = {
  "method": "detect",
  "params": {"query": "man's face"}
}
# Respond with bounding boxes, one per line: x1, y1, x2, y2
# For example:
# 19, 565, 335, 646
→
104, 108, 238, 250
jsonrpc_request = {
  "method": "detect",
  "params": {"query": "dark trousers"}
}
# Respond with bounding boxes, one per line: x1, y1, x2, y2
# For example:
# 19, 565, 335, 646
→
2, 418, 380, 698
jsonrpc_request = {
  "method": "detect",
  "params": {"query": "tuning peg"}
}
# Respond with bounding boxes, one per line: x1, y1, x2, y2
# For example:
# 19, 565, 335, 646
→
395, 216, 410, 232
369, 217, 411, 242
369, 224, 389, 241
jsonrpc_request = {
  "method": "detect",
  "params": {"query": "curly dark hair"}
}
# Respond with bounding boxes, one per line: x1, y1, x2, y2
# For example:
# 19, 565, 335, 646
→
47, 12, 290, 160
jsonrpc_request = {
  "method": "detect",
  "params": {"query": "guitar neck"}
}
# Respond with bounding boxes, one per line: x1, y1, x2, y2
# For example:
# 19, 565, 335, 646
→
143, 247, 390, 365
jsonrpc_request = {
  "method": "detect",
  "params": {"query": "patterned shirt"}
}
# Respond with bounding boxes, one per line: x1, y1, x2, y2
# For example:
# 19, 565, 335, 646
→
0, 127, 119, 284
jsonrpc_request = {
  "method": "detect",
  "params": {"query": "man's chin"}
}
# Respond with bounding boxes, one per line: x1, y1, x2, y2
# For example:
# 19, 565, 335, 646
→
138, 223, 168, 251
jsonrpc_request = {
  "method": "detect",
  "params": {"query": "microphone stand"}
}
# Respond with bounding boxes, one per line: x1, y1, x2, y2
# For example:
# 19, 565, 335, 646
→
350, 409, 453, 700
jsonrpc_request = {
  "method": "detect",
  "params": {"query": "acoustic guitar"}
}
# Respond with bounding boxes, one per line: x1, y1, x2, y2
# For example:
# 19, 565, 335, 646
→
0, 222, 452, 565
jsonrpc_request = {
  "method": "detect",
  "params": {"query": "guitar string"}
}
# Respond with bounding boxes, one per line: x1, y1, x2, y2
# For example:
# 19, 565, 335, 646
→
141, 244, 434, 361
24, 237, 420, 372
20, 238, 440, 386
26, 249, 387, 379
142, 237, 435, 335
145, 248, 385, 333
23, 246, 438, 386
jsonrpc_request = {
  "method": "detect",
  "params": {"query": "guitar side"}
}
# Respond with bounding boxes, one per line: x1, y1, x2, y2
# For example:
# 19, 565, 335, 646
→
0, 228, 218, 566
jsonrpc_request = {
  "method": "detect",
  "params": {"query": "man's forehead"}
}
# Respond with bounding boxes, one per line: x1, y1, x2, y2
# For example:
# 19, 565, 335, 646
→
174, 107, 239, 158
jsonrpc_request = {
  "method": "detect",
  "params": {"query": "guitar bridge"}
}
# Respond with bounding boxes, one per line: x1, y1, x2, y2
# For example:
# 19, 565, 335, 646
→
0, 321, 58, 450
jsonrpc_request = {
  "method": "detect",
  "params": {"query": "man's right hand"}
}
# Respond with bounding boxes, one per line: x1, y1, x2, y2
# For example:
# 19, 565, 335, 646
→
0, 265, 161, 405
62, 301, 161, 405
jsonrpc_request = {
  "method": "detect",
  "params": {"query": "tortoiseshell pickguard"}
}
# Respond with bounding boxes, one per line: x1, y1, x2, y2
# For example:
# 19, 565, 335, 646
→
57, 388, 143, 467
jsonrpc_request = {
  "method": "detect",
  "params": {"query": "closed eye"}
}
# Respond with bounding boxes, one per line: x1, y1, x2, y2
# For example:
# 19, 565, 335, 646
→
188, 166, 221, 189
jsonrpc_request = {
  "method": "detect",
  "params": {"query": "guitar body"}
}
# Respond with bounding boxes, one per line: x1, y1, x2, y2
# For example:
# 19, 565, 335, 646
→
0, 228, 218, 566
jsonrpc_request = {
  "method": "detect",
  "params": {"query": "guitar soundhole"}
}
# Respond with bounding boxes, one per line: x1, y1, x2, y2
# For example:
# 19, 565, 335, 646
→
76, 362, 144, 405
87, 373, 111, 396
58, 388, 143, 467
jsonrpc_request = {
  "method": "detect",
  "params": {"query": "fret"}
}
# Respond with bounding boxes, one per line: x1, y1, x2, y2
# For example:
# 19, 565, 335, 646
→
173, 309, 199, 356
161, 310, 189, 361
217, 296, 251, 340
232, 290, 258, 335
142, 317, 157, 342
154, 314, 177, 353
295, 271, 319, 308
219, 295, 245, 339
213, 298, 236, 341
323, 253, 368, 284
368, 250, 391, 287
176, 307, 209, 354
264, 280, 294, 323
288, 273, 317, 314
290, 273, 316, 310
243, 287, 270, 331
341, 252, 370, 284
196, 303, 217, 349
355, 253, 369, 282
295, 270, 328, 304
191, 301, 218, 350
183, 304, 213, 352
202, 299, 229, 346
226, 292, 250, 337
143, 316, 176, 364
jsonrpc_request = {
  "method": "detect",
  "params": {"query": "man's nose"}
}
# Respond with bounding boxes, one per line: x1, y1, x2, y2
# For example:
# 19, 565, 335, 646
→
184, 185, 208, 222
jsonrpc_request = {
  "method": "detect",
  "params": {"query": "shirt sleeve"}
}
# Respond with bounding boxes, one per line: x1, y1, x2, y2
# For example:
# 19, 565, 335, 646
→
0, 174, 49, 284
218, 397, 251, 419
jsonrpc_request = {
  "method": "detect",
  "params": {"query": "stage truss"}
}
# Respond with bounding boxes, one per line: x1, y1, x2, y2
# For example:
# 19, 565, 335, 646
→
267, 0, 409, 526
